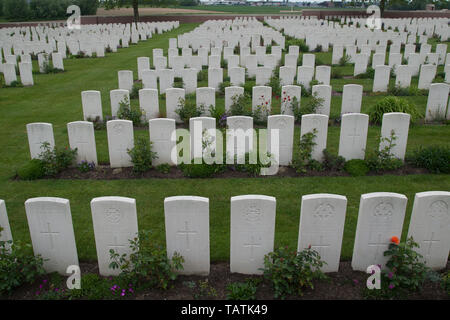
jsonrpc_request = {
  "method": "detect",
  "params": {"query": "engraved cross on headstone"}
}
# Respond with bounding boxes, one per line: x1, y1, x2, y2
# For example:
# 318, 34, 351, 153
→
244, 235, 262, 262
423, 232, 439, 257
310, 235, 330, 259
177, 221, 197, 251
368, 233, 386, 263
41, 222, 59, 250
108, 235, 126, 252
348, 125, 361, 146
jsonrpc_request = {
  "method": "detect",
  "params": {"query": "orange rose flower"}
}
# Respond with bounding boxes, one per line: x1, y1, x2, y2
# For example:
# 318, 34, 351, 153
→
391, 236, 400, 244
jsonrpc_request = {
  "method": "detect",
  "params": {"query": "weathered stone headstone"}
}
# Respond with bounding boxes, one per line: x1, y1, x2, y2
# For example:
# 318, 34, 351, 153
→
149, 118, 176, 166
297, 194, 348, 272
26, 123, 55, 159
25, 197, 79, 274
91, 196, 139, 276
107, 120, 134, 168
67, 121, 98, 166
338, 113, 369, 160
230, 195, 276, 275
407, 191, 450, 270
164, 196, 210, 275
351, 192, 408, 271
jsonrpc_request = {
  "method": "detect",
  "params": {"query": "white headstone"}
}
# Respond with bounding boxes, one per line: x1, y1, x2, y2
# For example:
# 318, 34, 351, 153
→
426, 83, 449, 121
312, 85, 332, 116
142, 69, 158, 89
373, 65, 390, 92
380, 112, 410, 160
341, 84, 363, 114
281, 85, 301, 116
25, 197, 79, 274
149, 118, 176, 166
139, 88, 159, 121
67, 121, 98, 166
230, 195, 276, 275
315, 66, 331, 85
118, 70, 134, 92
82, 90, 103, 121
351, 192, 408, 271
0, 200, 13, 249
300, 114, 328, 161
19, 62, 33, 86
297, 194, 347, 272
91, 196, 138, 276
267, 115, 294, 166
107, 120, 134, 168
225, 86, 244, 113
164, 196, 210, 275
110, 89, 130, 118
418, 64, 437, 90
165, 88, 185, 123
26, 123, 55, 159
338, 113, 369, 160
297, 66, 314, 90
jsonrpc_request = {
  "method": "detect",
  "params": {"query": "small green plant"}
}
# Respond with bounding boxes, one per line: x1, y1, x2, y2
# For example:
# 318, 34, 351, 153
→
339, 54, 351, 66
226, 278, 261, 300
77, 160, 95, 173
291, 129, 317, 174
331, 69, 343, 79
366, 130, 403, 172
355, 67, 375, 79
233, 152, 275, 177
180, 159, 224, 178
127, 137, 158, 174
183, 279, 217, 300
262, 246, 326, 299
441, 271, 450, 296
387, 85, 426, 97
86, 116, 105, 130
322, 149, 346, 171
229, 93, 251, 116
109, 230, 184, 291
344, 159, 369, 177
155, 163, 171, 174
173, 77, 184, 89
130, 82, 142, 99
292, 93, 324, 123
0, 232, 46, 296
406, 145, 450, 174
117, 97, 143, 126
16, 159, 45, 180
38, 142, 77, 177
268, 71, 281, 96
368, 96, 421, 125
209, 105, 225, 127
175, 98, 204, 124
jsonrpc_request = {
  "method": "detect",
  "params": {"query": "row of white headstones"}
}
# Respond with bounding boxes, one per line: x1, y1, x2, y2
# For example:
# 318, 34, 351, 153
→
0, 21, 180, 87
1, 191, 449, 277
27, 110, 409, 168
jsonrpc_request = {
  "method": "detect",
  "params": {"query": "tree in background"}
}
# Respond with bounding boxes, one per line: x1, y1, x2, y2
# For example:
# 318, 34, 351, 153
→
103, 0, 139, 22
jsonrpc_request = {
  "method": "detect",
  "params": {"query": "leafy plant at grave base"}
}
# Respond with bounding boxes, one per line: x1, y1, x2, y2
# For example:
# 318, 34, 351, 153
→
268, 72, 281, 96
441, 271, 450, 296
298, 84, 311, 97
243, 82, 254, 95
117, 97, 143, 126
16, 159, 46, 180
292, 93, 324, 124
5, 80, 22, 88
262, 246, 326, 299
344, 159, 369, 177
34, 273, 69, 300
233, 152, 274, 177
365, 130, 404, 173
38, 142, 78, 177
221, 57, 227, 69
367, 96, 421, 125
183, 280, 217, 300
355, 67, 375, 79
315, 57, 325, 66
86, 116, 105, 130
155, 163, 171, 174
387, 85, 426, 97
109, 230, 184, 291
339, 54, 351, 66
291, 129, 317, 174
406, 145, 450, 174
229, 93, 251, 117
127, 137, 158, 174
209, 105, 225, 127
77, 160, 95, 173
285, 37, 309, 52
252, 95, 271, 124
226, 278, 261, 300
197, 69, 208, 82
0, 231, 46, 296
180, 158, 224, 178
129, 82, 142, 100
322, 149, 346, 172
365, 237, 439, 299
175, 98, 205, 125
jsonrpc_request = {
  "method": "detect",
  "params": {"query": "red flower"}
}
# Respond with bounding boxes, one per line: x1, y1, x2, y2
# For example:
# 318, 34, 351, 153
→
391, 236, 400, 244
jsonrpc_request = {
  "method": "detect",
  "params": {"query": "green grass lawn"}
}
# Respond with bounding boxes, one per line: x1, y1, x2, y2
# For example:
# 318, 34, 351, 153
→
1, 22, 449, 264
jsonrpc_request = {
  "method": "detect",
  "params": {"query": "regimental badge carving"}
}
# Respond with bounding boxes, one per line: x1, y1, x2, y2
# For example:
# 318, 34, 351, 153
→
427, 200, 448, 219
113, 123, 123, 134
373, 202, 394, 219
105, 208, 122, 224
234, 120, 244, 129
277, 118, 288, 129
244, 203, 261, 222
313, 203, 335, 219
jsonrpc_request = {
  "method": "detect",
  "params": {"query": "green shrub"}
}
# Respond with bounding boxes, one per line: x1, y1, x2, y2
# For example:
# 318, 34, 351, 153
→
38, 142, 77, 177
233, 152, 275, 177
441, 271, 450, 296
355, 67, 375, 79
0, 233, 45, 296
3, 0, 30, 20
322, 149, 346, 171
344, 159, 369, 176
226, 279, 261, 300
180, 159, 224, 178
155, 163, 171, 174
268, 72, 281, 96
29, 0, 69, 20
74, 0, 99, 15
129, 82, 142, 99
291, 129, 317, 173
117, 97, 143, 126
292, 94, 324, 124
175, 98, 204, 124
368, 96, 421, 125
262, 246, 326, 299
77, 160, 95, 173
208, 105, 225, 127
183, 280, 217, 300
109, 230, 184, 291
387, 85, 426, 97
366, 130, 404, 172
127, 137, 158, 174
338, 54, 351, 66
331, 69, 343, 79
229, 93, 251, 116
16, 159, 45, 180
406, 145, 450, 174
